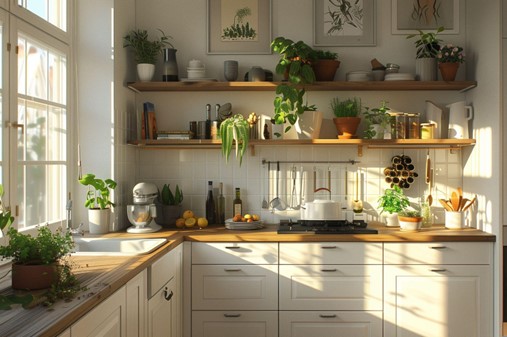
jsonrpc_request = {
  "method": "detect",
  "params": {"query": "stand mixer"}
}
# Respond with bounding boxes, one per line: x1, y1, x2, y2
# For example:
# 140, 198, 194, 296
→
127, 182, 162, 233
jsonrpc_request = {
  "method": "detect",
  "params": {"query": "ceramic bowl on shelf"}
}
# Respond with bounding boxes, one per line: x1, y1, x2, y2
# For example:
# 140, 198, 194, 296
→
187, 67, 206, 79
346, 71, 371, 81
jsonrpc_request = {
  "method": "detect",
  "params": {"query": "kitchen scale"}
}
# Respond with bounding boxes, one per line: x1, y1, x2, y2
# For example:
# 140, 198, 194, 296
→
126, 182, 162, 233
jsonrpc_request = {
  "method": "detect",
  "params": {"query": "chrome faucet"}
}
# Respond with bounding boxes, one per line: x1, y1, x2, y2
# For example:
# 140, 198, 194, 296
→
66, 197, 84, 236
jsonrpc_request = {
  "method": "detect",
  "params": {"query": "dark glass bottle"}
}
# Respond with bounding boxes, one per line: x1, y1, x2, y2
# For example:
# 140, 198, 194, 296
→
206, 181, 216, 224
205, 104, 211, 139
216, 182, 225, 224
233, 187, 242, 217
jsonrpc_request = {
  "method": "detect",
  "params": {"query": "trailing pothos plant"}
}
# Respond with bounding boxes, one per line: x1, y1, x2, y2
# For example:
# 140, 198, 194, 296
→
219, 114, 249, 165
271, 37, 317, 136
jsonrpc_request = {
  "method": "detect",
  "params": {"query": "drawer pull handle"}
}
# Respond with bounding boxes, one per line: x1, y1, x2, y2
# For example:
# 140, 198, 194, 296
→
224, 268, 242, 272
319, 314, 337, 318
224, 313, 241, 318
430, 268, 447, 272
430, 246, 447, 250
225, 246, 241, 249
321, 246, 337, 249
321, 269, 337, 272
163, 288, 173, 301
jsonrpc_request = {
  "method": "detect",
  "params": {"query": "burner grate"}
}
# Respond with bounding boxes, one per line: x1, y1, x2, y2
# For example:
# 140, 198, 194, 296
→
277, 219, 378, 234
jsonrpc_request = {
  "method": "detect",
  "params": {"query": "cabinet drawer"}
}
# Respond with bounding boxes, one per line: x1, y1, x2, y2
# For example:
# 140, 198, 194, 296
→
279, 242, 382, 264
192, 242, 278, 264
192, 264, 278, 310
279, 265, 382, 310
384, 242, 492, 265
192, 311, 278, 337
280, 310, 382, 337
149, 244, 182, 298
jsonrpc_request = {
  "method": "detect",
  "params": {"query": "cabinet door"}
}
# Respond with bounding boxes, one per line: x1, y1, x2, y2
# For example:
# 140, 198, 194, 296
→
148, 277, 177, 337
384, 265, 493, 337
192, 311, 278, 337
279, 265, 382, 310
126, 270, 147, 337
192, 264, 278, 310
280, 311, 382, 337
71, 286, 126, 337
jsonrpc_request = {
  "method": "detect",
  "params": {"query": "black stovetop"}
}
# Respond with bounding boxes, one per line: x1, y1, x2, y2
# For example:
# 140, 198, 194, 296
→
277, 219, 378, 234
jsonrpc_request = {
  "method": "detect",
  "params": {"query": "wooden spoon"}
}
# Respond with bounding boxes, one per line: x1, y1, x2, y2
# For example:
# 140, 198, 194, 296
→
450, 191, 460, 211
439, 199, 454, 211
462, 195, 477, 212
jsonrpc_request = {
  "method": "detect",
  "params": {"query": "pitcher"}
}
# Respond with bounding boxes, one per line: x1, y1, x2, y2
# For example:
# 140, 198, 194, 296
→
447, 101, 473, 139
425, 100, 444, 138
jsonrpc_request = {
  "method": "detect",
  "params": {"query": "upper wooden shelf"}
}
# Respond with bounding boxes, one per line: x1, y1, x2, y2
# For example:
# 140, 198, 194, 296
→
127, 80, 477, 93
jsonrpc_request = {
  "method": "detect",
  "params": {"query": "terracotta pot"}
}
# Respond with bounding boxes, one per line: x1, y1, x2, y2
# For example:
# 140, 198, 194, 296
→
333, 117, 361, 138
12, 263, 59, 290
439, 62, 460, 81
398, 216, 423, 231
313, 60, 341, 81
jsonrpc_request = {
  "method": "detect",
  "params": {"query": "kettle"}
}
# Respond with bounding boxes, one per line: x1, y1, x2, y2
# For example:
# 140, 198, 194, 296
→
447, 101, 473, 139
425, 100, 445, 138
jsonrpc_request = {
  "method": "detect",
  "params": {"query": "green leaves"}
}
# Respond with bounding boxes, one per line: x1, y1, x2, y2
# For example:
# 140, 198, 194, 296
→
160, 184, 183, 205
378, 185, 410, 214
123, 29, 173, 64
0, 184, 14, 231
219, 114, 249, 166
79, 174, 117, 209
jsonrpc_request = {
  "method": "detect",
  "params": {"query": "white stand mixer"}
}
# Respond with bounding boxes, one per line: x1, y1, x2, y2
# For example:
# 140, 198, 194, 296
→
127, 182, 162, 233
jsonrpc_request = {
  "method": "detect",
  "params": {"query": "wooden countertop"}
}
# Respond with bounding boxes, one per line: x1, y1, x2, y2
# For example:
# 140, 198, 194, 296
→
0, 222, 495, 336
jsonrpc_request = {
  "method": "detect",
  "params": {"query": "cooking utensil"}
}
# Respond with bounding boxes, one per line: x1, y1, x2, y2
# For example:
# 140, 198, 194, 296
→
270, 161, 286, 211
353, 170, 363, 213
289, 166, 300, 210
461, 195, 477, 212
450, 191, 460, 211
439, 198, 454, 211
262, 162, 269, 209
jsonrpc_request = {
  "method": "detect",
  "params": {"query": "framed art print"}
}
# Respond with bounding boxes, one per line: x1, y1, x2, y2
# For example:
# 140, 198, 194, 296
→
313, 0, 376, 46
392, 0, 459, 34
207, 0, 272, 54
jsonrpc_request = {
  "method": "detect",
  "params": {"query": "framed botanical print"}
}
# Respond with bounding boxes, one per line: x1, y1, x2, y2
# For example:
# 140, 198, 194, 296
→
313, 0, 376, 46
392, 0, 459, 34
207, 0, 272, 54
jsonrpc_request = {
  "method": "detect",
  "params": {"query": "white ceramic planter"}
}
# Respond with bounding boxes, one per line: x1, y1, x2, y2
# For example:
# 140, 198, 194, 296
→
415, 58, 437, 81
398, 216, 423, 231
283, 111, 323, 139
445, 211, 465, 229
88, 208, 111, 234
383, 212, 399, 227
137, 63, 155, 82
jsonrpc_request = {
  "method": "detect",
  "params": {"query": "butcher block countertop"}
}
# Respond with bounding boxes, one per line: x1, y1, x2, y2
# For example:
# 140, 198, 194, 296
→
0, 222, 495, 336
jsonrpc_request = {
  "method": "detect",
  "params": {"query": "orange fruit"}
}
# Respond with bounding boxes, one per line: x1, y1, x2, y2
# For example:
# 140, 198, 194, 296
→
252, 214, 260, 221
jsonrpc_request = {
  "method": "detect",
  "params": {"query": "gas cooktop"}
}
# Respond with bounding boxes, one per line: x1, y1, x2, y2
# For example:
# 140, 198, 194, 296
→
277, 219, 378, 234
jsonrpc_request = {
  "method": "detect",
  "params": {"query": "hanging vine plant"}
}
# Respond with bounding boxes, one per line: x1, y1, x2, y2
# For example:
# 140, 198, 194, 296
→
219, 114, 249, 165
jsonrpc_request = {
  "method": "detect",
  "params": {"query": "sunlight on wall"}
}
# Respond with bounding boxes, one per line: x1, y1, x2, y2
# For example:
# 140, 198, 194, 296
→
465, 127, 492, 178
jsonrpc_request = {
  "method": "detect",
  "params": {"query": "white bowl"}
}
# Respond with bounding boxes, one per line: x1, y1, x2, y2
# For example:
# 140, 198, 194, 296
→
346, 71, 371, 81
187, 69, 206, 79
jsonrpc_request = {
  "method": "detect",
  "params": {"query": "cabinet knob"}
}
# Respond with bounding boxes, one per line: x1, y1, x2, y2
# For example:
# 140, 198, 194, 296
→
224, 313, 241, 318
163, 288, 174, 301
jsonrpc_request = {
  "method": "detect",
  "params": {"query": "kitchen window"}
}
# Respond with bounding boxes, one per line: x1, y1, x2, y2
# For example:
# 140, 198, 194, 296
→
1, 1, 70, 231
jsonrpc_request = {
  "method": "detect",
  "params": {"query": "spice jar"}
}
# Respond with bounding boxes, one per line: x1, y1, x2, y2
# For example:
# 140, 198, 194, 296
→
421, 123, 435, 139
406, 113, 420, 139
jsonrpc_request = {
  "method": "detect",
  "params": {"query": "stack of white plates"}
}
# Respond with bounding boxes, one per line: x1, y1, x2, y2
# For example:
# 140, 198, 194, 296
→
225, 219, 264, 230
346, 71, 371, 81
384, 73, 415, 81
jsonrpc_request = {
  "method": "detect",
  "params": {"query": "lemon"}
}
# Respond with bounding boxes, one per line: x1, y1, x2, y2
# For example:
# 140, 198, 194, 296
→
175, 218, 185, 228
197, 217, 208, 228
182, 210, 194, 219
244, 214, 252, 220
252, 214, 260, 221
184, 217, 196, 227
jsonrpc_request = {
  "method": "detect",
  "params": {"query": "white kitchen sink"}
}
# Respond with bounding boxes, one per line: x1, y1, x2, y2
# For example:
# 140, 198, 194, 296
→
71, 237, 167, 256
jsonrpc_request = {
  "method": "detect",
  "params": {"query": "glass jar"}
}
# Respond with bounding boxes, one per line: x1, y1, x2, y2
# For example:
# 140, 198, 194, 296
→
407, 113, 420, 139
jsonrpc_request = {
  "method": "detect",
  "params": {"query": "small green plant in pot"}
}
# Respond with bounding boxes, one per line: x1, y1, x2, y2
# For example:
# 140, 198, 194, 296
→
406, 26, 444, 81
398, 208, 423, 231
313, 50, 340, 81
378, 185, 410, 227
331, 97, 361, 139
156, 184, 183, 227
219, 114, 249, 166
79, 173, 117, 234
363, 100, 392, 139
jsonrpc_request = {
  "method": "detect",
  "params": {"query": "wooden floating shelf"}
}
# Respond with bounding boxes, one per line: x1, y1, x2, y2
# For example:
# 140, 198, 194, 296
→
127, 80, 477, 93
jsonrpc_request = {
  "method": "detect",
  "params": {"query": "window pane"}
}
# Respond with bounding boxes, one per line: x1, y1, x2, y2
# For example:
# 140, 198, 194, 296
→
48, 106, 66, 161
17, 164, 66, 228
18, 0, 67, 32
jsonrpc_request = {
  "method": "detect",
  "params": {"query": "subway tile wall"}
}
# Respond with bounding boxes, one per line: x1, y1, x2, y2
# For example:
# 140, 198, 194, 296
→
136, 145, 463, 226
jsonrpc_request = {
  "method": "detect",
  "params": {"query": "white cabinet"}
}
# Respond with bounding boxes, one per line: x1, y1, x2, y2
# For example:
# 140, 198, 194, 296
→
191, 242, 278, 336
279, 242, 383, 336
384, 242, 493, 337
71, 285, 126, 337
126, 270, 147, 337
148, 244, 183, 337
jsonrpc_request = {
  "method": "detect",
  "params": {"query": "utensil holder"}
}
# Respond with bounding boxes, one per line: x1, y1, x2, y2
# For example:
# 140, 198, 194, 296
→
445, 211, 464, 229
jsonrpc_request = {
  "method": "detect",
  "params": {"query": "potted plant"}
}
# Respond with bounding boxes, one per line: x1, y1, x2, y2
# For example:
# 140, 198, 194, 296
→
271, 37, 322, 139
406, 26, 444, 81
331, 97, 361, 139
363, 100, 393, 139
219, 114, 249, 165
437, 43, 465, 81
398, 208, 423, 231
378, 185, 410, 227
79, 173, 117, 234
312, 50, 340, 81
156, 184, 183, 227
123, 29, 173, 82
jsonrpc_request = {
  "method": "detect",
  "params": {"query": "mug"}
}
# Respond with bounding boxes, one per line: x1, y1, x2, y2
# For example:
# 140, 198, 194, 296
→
224, 60, 238, 81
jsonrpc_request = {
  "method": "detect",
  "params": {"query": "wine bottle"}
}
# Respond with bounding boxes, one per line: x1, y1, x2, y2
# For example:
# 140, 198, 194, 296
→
216, 182, 225, 224
232, 187, 242, 217
205, 104, 211, 139
205, 181, 216, 224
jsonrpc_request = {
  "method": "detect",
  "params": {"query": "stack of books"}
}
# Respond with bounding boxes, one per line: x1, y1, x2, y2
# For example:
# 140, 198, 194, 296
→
157, 131, 193, 140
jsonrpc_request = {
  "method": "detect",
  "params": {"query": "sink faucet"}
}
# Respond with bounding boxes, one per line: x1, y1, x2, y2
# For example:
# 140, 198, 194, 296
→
66, 197, 84, 236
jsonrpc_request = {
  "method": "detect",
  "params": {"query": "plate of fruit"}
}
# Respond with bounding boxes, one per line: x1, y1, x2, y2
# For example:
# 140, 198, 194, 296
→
225, 214, 263, 230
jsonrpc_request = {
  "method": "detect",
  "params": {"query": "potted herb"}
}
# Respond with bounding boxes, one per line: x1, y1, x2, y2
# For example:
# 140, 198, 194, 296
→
363, 100, 392, 139
378, 185, 410, 227
312, 50, 340, 81
331, 97, 361, 139
398, 208, 423, 231
271, 37, 322, 138
156, 184, 183, 227
437, 44, 465, 81
406, 26, 444, 81
123, 29, 173, 82
79, 173, 117, 234
219, 114, 249, 165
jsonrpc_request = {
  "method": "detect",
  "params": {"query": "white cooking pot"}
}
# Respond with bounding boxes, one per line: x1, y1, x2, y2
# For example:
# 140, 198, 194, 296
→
300, 200, 344, 220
